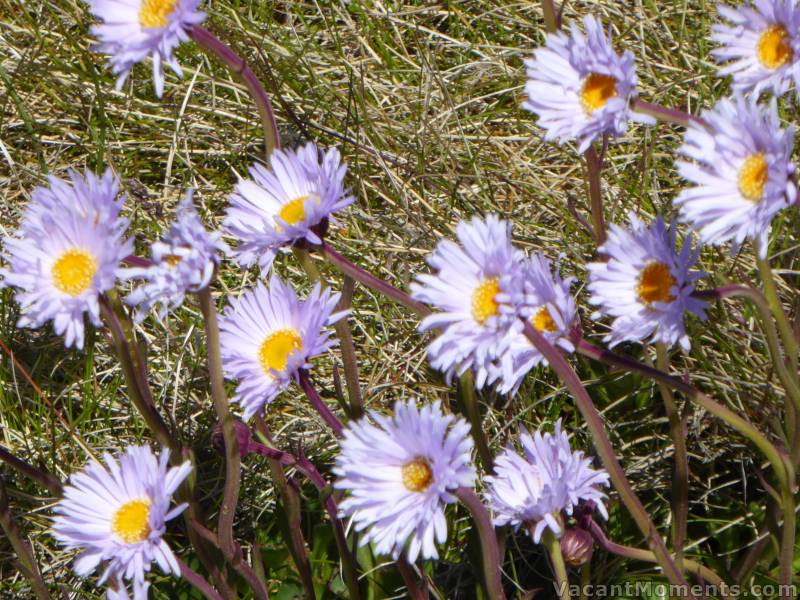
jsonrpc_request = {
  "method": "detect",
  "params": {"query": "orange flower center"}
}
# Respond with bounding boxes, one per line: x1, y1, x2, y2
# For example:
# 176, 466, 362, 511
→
580, 73, 618, 114
757, 25, 793, 70
471, 278, 501, 325
532, 306, 558, 333
636, 262, 676, 306
738, 152, 768, 202
258, 329, 303, 375
401, 458, 433, 492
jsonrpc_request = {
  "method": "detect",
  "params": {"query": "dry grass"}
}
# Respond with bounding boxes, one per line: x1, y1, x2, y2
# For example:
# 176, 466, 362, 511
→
1, 0, 798, 597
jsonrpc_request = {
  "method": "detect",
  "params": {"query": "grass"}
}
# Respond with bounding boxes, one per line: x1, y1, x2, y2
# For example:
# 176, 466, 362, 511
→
1, 0, 799, 597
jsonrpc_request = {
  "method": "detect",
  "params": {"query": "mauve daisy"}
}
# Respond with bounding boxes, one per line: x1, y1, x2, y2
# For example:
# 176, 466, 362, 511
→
410, 215, 526, 389
485, 420, 608, 543
224, 143, 353, 270
711, 0, 800, 98
675, 95, 795, 258
218, 276, 345, 420
587, 213, 707, 351
524, 15, 653, 153
0, 174, 133, 349
52, 446, 191, 592
122, 191, 227, 322
494, 253, 578, 394
87, 0, 206, 97
334, 400, 475, 562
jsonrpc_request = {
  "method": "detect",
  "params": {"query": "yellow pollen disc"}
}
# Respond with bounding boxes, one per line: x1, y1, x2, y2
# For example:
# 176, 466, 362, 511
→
401, 458, 433, 493
580, 73, 618, 114
139, 0, 177, 28
471, 278, 501, 325
532, 306, 558, 333
636, 262, 676, 306
757, 25, 793, 70
51, 249, 98, 297
277, 196, 308, 228
738, 152, 769, 202
258, 329, 303, 374
111, 499, 151, 544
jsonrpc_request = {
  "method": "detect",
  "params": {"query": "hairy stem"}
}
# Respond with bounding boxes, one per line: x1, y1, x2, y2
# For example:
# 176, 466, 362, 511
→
0, 445, 62, 496
456, 372, 494, 473
455, 487, 506, 600
779, 488, 796, 598
297, 370, 345, 436
584, 146, 607, 246
0, 478, 51, 600
178, 557, 225, 600
396, 555, 429, 600
319, 242, 430, 317
197, 288, 242, 564
540, 0, 558, 32
756, 255, 799, 372
655, 342, 688, 573
188, 26, 280, 158
630, 100, 706, 128
542, 529, 570, 599
521, 322, 691, 592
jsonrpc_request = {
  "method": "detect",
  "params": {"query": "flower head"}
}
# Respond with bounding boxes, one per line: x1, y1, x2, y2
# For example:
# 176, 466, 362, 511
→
711, 0, 800, 98
52, 446, 191, 591
675, 95, 795, 258
224, 143, 353, 270
219, 276, 345, 420
494, 253, 578, 394
87, 0, 206, 96
122, 192, 227, 322
587, 213, 707, 351
410, 215, 526, 389
524, 15, 652, 153
334, 400, 475, 561
0, 170, 133, 349
485, 421, 608, 543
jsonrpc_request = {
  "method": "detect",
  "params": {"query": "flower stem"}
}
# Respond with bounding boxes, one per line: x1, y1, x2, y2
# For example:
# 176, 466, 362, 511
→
455, 487, 506, 600
584, 146, 607, 246
630, 100, 706, 128
396, 555, 429, 600
318, 242, 430, 317
0, 478, 51, 600
655, 342, 688, 573
0, 445, 62, 496
586, 519, 728, 591
756, 255, 799, 372
188, 26, 281, 159
779, 487, 796, 598
542, 529, 570, 599
297, 370, 345, 436
540, 0, 558, 32
456, 371, 494, 473
197, 288, 242, 563
177, 557, 225, 600
521, 322, 692, 592
576, 337, 791, 491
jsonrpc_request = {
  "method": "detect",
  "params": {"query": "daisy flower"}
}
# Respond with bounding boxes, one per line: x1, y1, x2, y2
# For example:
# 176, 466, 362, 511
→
410, 215, 526, 389
87, 0, 206, 97
333, 400, 475, 562
218, 276, 345, 420
711, 0, 800, 98
52, 446, 191, 592
485, 420, 608, 543
494, 253, 578, 394
524, 15, 653, 153
224, 143, 353, 270
587, 213, 707, 351
0, 173, 133, 349
122, 191, 227, 322
675, 95, 796, 258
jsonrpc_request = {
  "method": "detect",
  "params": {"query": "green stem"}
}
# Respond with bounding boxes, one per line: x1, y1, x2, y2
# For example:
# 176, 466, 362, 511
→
521, 323, 692, 592
455, 487, 506, 599
540, 0, 558, 32
655, 342, 688, 573
457, 371, 494, 473
779, 488, 796, 598
543, 529, 570, 599
0, 445, 62, 496
197, 288, 242, 564
0, 478, 51, 600
756, 255, 799, 372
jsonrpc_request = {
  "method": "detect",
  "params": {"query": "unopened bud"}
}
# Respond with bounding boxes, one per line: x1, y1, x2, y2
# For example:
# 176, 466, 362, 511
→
560, 528, 593, 568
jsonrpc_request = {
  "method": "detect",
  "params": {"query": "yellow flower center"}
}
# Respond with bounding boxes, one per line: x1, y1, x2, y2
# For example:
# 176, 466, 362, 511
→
277, 196, 308, 228
401, 458, 433, 493
51, 249, 98, 297
111, 499, 151, 544
636, 262, 676, 306
580, 73, 618, 114
757, 25, 793, 70
139, 0, 177, 28
164, 254, 182, 268
532, 306, 558, 333
471, 277, 501, 325
738, 152, 769, 202
258, 329, 303, 374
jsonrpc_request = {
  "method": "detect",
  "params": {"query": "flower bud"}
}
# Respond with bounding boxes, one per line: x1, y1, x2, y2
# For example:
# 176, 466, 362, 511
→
560, 527, 593, 568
